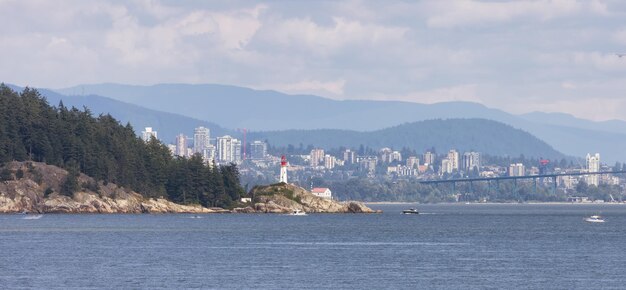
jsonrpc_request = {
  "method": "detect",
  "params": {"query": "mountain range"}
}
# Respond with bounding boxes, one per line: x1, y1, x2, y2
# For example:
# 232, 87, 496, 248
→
249, 119, 564, 160
7, 83, 563, 160
51, 83, 626, 163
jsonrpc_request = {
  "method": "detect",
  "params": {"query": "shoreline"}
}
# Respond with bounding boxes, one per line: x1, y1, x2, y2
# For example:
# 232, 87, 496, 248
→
366, 201, 626, 205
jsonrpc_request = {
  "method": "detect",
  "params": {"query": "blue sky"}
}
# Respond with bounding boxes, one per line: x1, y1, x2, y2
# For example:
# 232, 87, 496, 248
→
1, 0, 626, 121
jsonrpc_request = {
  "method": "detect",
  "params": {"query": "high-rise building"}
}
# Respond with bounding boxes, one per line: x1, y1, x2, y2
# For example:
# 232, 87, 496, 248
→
250, 141, 267, 159
175, 134, 187, 157
379, 148, 393, 163
324, 154, 336, 169
586, 153, 600, 186
441, 159, 452, 175
359, 157, 378, 173
343, 149, 356, 165
310, 149, 325, 167
406, 156, 419, 169
202, 144, 216, 164
390, 151, 402, 163
193, 126, 211, 154
462, 152, 481, 171
141, 127, 158, 142
216, 135, 241, 163
167, 144, 176, 156
509, 163, 525, 176
424, 151, 435, 165
447, 150, 459, 171
233, 139, 242, 162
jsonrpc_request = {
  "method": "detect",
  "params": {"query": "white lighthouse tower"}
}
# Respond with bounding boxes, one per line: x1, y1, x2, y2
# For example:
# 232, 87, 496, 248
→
279, 155, 288, 183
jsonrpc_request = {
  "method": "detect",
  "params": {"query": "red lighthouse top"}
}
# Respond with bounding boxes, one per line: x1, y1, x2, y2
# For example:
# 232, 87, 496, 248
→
281, 155, 287, 166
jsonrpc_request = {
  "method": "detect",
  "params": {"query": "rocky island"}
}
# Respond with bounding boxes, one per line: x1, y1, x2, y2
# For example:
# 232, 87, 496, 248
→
234, 183, 379, 214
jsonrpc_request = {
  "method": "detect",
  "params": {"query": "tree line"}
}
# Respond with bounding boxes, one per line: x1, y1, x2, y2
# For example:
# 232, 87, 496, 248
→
0, 85, 244, 208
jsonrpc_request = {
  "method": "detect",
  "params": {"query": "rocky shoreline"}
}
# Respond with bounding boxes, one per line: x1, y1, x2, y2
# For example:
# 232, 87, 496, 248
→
0, 161, 378, 214
232, 183, 379, 214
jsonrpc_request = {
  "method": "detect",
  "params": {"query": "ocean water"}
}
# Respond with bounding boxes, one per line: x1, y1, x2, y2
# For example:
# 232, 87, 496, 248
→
1, 204, 626, 289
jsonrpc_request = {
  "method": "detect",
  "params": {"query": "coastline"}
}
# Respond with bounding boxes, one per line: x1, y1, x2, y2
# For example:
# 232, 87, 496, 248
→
366, 201, 626, 205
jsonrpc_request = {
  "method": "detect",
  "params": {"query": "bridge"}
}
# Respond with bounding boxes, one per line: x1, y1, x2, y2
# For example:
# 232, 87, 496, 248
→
417, 170, 626, 196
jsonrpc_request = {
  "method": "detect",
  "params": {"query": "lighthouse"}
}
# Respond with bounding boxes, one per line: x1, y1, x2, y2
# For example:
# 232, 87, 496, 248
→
279, 155, 288, 183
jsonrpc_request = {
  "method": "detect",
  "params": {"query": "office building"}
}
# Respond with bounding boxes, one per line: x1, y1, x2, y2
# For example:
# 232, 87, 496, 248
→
310, 149, 325, 167
324, 154, 336, 169
462, 152, 481, 171
509, 163, 525, 177
141, 127, 157, 142
175, 134, 187, 157
217, 135, 242, 163
406, 156, 419, 169
250, 141, 268, 159
343, 149, 356, 165
586, 153, 600, 186
193, 126, 211, 154
447, 150, 459, 171
424, 151, 435, 165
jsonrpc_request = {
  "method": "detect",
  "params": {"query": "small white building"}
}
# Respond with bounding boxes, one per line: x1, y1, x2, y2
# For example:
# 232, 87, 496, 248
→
311, 187, 332, 199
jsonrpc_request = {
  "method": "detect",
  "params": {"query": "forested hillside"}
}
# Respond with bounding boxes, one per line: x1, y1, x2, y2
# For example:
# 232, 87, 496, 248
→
0, 85, 244, 208
250, 119, 565, 159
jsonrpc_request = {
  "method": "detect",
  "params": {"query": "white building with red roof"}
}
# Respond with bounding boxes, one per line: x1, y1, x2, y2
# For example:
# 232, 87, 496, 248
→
311, 187, 332, 199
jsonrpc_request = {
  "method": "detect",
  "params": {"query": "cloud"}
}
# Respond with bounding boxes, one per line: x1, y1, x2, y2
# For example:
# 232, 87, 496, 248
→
1, 0, 626, 123
561, 81, 577, 89
425, 0, 599, 28
104, 3, 267, 66
572, 51, 626, 71
254, 16, 408, 57
613, 28, 626, 45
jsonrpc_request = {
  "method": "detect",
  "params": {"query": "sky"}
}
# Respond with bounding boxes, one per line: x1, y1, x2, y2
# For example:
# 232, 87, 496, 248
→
1, 0, 626, 121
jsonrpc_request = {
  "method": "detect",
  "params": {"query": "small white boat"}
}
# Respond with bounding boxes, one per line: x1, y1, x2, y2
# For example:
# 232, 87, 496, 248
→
402, 208, 419, 215
290, 209, 307, 216
22, 214, 43, 220
585, 215, 605, 223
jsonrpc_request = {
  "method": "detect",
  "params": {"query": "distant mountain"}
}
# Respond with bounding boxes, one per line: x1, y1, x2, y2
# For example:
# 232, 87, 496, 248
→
54, 83, 626, 163
519, 111, 626, 135
8, 85, 232, 143
249, 119, 565, 159
57, 83, 517, 131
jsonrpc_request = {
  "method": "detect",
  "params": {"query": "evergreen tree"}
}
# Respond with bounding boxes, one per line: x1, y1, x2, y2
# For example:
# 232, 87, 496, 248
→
0, 84, 245, 207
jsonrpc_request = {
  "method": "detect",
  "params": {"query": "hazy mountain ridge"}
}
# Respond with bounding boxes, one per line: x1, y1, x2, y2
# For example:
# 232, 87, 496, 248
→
249, 119, 564, 159
54, 83, 626, 162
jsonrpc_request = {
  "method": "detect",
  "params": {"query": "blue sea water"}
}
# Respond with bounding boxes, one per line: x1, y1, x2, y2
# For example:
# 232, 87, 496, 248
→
1, 204, 626, 289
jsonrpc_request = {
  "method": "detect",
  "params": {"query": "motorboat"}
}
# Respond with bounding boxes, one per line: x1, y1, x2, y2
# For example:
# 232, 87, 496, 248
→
290, 209, 307, 216
22, 214, 43, 220
402, 208, 419, 214
585, 215, 605, 223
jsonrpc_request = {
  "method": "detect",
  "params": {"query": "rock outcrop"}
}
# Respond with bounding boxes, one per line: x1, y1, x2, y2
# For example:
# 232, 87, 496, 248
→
0, 161, 224, 214
234, 183, 380, 214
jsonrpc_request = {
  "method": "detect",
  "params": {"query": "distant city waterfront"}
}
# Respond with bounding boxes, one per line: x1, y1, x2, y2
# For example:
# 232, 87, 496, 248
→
154, 124, 625, 203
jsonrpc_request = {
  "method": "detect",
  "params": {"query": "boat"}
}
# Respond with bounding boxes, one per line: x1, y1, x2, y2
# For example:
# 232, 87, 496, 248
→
584, 215, 605, 223
402, 208, 419, 214
290, 209, 307, 216
22, 214, 43, 220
